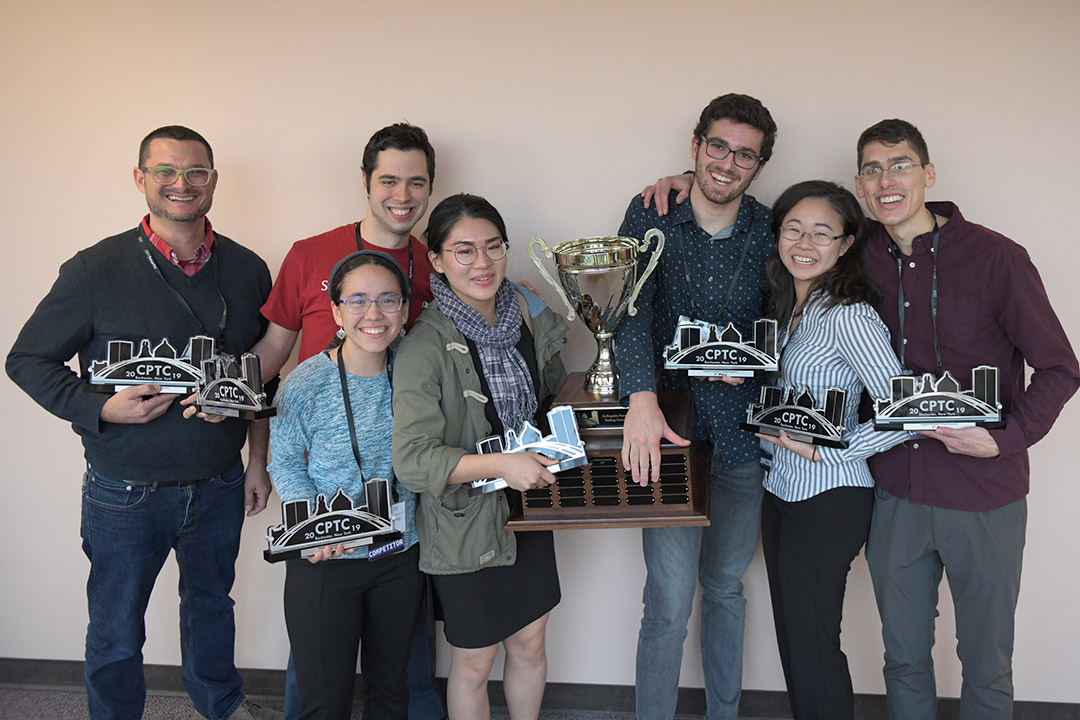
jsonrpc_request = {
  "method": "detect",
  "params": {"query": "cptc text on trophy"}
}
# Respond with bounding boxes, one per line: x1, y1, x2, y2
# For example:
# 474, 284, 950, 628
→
519, 231, 709, 530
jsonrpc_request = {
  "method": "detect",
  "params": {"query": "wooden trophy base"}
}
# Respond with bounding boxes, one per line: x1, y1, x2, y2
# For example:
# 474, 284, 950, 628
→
507, 372, 710, 531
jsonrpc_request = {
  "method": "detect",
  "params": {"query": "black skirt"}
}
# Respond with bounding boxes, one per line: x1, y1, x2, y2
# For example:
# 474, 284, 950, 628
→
432, 528, 560, 649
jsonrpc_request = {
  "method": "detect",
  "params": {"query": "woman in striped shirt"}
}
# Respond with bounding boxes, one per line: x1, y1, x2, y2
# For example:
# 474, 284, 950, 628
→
756, 180, 905, 720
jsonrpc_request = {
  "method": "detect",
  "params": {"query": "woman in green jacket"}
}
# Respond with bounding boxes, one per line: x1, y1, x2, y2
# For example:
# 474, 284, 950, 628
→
392, 193, 568, 720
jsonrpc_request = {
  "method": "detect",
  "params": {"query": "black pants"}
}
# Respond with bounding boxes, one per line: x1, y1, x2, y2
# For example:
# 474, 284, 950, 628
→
284, 545, 424, 720
761, 486, 873, 720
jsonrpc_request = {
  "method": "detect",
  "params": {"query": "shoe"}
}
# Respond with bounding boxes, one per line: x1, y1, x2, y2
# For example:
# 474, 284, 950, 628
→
191, 699, 285, 720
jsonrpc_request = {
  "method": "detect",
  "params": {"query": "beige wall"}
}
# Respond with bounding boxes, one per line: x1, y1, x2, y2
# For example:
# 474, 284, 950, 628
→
2, 0, 1078, 704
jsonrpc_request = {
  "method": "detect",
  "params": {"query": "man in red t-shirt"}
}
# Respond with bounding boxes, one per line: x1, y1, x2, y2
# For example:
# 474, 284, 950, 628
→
251, 123, 445, 720
257, 123, 436, 366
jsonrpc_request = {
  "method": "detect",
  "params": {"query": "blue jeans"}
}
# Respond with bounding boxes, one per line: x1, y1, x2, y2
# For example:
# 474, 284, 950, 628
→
636, 457, 764, 720
80, 458, 247, 720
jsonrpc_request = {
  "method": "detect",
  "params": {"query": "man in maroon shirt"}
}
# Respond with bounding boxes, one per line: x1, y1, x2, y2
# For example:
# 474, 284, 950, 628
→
855, 119, 1079, 720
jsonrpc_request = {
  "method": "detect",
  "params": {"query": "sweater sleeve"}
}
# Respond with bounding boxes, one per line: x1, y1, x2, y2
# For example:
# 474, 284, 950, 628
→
267, 366, 320, 504
6, 253, 109, 435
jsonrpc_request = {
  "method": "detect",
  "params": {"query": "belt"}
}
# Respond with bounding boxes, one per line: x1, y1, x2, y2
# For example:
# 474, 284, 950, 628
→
127, 477, 208, 487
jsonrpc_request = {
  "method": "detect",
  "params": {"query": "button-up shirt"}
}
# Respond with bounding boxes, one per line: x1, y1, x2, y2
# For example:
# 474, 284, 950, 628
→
866, 202, 1079, 511
615, 191, 772, 470
141, 214, 215, 277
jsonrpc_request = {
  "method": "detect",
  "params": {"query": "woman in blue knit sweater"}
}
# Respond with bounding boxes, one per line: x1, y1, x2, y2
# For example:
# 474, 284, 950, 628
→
269, 250, 422, 720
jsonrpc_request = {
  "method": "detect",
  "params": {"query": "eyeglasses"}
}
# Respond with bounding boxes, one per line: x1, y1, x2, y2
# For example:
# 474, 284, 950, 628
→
142, 166, 215, 187
698, 137, 762, 169
338, 294, 405, 315
857, 161, 923, 180
447, 240, 507, 266
780, 226, 847, 246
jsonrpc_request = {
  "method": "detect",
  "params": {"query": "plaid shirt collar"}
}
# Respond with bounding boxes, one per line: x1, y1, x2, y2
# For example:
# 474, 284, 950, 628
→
141, 215, 216, 277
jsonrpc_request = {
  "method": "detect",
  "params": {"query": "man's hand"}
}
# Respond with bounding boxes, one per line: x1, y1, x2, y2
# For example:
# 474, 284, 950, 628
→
917, 426, 1000, 458
243, 463, 273, 516
757, 430, 818, 462
100, 384, 175, 424
500, 452, 558, 492
179, 393, 226, 423
708, 375, 745, 385
517, 279, 545, 302
641, 174, 693, 216
622, 391, 690, 486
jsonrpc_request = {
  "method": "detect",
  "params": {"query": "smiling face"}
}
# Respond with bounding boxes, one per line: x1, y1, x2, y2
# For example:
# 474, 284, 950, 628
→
330, 263, 407, 367
429, 216, 507, 318
134, 138, 216, 224
778, 197, 853, 301
362, 148, 431, 244
855, 139, 936, 241
690, 118, 765, 209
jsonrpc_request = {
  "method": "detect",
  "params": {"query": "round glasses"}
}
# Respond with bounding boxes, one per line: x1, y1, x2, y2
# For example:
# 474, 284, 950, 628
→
142, 166, 215, 187
339, 294, 405, 315
780, 227, 846, 246
447, 240, 507, 266
699, 138, 762, 169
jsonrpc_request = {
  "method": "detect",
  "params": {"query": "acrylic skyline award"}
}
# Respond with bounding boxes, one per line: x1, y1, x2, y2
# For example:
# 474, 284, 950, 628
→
264, 480, 403, 563
469, 405, 589, 497
663, 316, 779, 378
873, 366, 1004, 430
194, 350, 275, 420
741, 385, 849, 448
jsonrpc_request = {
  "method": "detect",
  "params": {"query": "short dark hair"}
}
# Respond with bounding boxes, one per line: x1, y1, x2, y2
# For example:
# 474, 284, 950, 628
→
424, 193, 509, 255
693, 94, 777, 163
857, 119, 930, 167
138, 126, 214, 168
362, 123, 436, 191
766, 180, 879, 322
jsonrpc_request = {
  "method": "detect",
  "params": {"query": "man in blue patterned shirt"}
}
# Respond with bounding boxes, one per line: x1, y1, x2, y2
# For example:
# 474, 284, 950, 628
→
615, 93, 776, 720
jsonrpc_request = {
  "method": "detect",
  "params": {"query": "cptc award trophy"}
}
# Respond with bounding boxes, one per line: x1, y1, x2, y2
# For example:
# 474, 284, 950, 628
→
518, 232, 710, 530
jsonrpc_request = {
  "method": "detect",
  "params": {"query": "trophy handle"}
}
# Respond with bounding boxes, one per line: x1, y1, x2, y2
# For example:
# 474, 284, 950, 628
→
627, 228, 665, 317
527, 237, 577, 322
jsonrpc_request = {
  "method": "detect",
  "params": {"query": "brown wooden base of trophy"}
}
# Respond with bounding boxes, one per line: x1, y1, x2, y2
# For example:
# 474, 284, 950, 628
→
507, 372, 710, 531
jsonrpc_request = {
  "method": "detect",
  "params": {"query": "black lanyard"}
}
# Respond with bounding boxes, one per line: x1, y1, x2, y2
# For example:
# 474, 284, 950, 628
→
335, 344, 396, 497
677, 212, 757, 323
356, 223, 413, 289
892, 217, 941, 374
136, 228, 227, 344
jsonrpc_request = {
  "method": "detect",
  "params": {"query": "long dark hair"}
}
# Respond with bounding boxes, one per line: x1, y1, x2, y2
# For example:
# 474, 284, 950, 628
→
765, 180, 879, 323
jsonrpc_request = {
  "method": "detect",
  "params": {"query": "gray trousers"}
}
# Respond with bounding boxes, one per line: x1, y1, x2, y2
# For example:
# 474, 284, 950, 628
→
866, 487, 1026, 720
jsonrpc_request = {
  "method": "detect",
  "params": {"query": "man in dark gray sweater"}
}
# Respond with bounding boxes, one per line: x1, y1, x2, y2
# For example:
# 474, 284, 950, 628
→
6, 126, 281, 720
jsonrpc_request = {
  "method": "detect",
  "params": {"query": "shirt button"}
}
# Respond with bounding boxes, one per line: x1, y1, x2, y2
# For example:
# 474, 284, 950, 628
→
904, 301, 910, 308
912, 442, 920, 449
908, 261, 916, 268
903, 338, 908, 344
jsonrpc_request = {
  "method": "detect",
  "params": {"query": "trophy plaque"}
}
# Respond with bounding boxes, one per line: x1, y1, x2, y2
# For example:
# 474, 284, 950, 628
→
89, 336, 211, 393
194, 350, 275, 420
264, 480, 403, 563
664, 316, 778, 377
470, 405, 589, 497
873, 366, 1004, 430
741, 385, 849, 448
507, 385, 709, 530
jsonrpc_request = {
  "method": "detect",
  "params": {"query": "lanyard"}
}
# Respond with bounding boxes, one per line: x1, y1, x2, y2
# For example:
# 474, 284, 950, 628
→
892, 217, 941, 374
356, 223, 413, 289
335, 344, 397, 498
136, 228, 227, 344
677, 212, 757, 323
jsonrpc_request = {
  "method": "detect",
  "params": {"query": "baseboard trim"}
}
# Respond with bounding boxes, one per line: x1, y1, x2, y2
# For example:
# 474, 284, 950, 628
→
2, 657, 1078, 719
